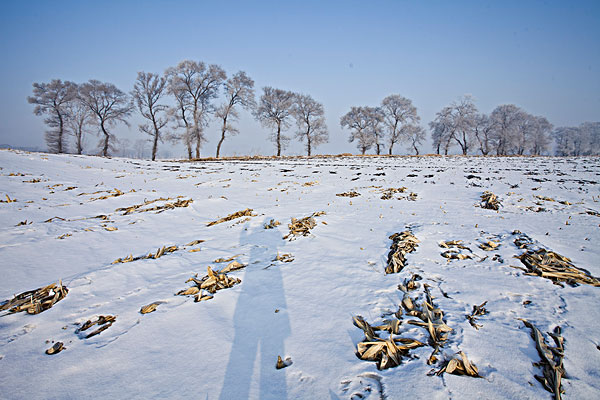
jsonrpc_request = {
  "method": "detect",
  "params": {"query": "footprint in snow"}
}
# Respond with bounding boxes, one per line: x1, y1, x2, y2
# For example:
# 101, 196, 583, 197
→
338, 373, 386, 400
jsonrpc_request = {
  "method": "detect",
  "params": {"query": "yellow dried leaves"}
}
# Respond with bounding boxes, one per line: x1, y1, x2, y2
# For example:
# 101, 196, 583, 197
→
434, 351, 481, 377
479, 240, 500, 251
385, 231, 419, 274
140, 302, 161, 314
1, 195, 17, 203
282, 212, 325, 240
0, 281, 68, 315
439, 240, 473, 260
480, 191, 501, 210
514, 232, 600, 287
177, 263, 246, 302
273, 252, 294, 263
45, 342, 64, 355
207, 208, 255, 227
264, 219, 281, 229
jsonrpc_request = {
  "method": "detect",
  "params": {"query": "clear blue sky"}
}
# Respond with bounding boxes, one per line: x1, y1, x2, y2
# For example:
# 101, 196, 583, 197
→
1, 0, 599, 156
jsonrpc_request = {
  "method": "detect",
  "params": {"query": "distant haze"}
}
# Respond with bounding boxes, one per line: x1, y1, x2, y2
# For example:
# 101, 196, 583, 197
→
1, 0, 599, 158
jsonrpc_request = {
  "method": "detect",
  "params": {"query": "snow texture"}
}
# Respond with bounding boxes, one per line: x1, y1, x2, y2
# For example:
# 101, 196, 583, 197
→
1, 149, 599, 399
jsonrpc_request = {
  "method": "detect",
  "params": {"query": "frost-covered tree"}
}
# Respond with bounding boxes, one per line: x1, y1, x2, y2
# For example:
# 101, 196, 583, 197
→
291, 93, 328, 156
429, 106, 454, 155
215, 71, 255, 158
28, 79, 77, 153
132, 72, 170, 161
340, 106, 381, 155
529, 116, 553, 156
449, 96, 478, 155
78, 80, 132, 157
381, 95, 420, 155
255, 87, 295, 156
580, 122, 600, 155
553, 122, 600, 156
402, 124, 425, 155
370, 108, 386, 155
166, 60, 226, 159
473, 114, 495, 155
489, 104, 524, 155
65, 88, 93, 155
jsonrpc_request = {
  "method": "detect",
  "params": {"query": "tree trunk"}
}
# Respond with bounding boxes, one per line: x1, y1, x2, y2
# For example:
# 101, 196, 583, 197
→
413, 142, 419, 155
100, 121, 109, 157
307, 135, 312, 157
152, 133, 158, 161
375, 142, 381, 155
195, 134, 200, 159
276, 123, 281, 157
388, 142, 394, 155
76, 127, 83, 155
216, 117, 227, 158
57, 111, 64, 153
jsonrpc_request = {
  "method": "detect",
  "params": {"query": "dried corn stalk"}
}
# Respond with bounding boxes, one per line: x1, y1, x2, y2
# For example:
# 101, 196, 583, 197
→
177, 264, 246, 301
480, 191, 501, 210
397, 273, 422, 292
273, 252, 294, 263
76, 315, 116, 338
207, 208, 255, 227
439, 240, 473, 260
466, 301, 488, 330
45, 342, 64, 355
514, 233, 600, 287
379, 187, 407, 200
1, 195, 17, 203
479, 240, 500, 251
264, 219, 281, 229
115, 196, 191, 215
385, 231, 419, 274
112, 239, 203, 264
140, 302, 161, 314
434, 351, 481, 377
283, 212, 325, 240
336, 191, 360, 198
520, 319, 566, 400
0, 281, 68, 315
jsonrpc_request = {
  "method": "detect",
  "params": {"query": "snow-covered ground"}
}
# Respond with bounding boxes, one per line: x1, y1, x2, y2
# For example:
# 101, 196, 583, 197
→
1, 149, 599, 399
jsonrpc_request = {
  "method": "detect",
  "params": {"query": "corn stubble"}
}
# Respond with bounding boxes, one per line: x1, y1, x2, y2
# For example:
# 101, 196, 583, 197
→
385, 231, 419, 274
207, 208, 255, 227
283, 212, 325, 240
480, 191, 501, 210
520, 319, 566, 400
177, 261, 246, 302
0, 281, 68, 315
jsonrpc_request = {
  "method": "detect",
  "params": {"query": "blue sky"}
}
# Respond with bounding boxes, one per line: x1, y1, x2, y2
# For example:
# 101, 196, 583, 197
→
1, 0, 598, 156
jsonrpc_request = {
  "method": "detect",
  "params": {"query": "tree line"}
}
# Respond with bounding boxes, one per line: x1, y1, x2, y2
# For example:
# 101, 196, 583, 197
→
28, 61, 599, 159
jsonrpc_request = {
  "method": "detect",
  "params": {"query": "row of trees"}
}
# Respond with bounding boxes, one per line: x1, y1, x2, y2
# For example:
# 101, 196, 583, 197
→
28, 60, 329, 160
341, 94, 599, 156
29, 62, 599, 158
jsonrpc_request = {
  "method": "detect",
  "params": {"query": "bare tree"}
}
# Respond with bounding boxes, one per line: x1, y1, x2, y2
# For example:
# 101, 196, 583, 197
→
381, 95, 420, 155
132, 72, 169, 161
78, 80, 132, 157
402, 124, 426, 155
529, 116, 553, 155
370, 108, 386, 155
215, 71, 255, 158
473, 114, 495, 155
65, 87, 93, 155
291, 94, 328, 156
429, 106, 454, 155
28, 79, 77, 153
450, 96, 478, 155
490, 104, 524, 155
166, 60, 226, 159
255, 87, 295, 156
340, 106, 381, 155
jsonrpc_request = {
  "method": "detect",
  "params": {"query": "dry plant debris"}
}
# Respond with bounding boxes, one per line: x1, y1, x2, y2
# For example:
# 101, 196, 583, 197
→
207, 208, 255, 227
283, 211, 325, 240
264, 219, 281, 229
439, 240, 473, 260
276, 355, 293, 369
177, 262, 246, 302
433, 351, 481, 377
466, 301, 488, 330
513, 232, 600, 287
480, 191, 501, 210
273, 252, 294, 263
385, 230, 419, 274
397, 273, 422, 292
1, 281, 68, 315
115, 196, 191, 215
1, 195, 17, 203
45, 342, 64, 355
520, 319, 566, 400
112, 239, 204, 264
379, 187, 407, 200
479, 240, 500, 251
336, 191, 361, 198
140, 302, 161, 314
16, 220, 32, 226
213, 255, 240, 263
89, 188, 135, 201
353, 315, 425, 370
76, 315, 116, 338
